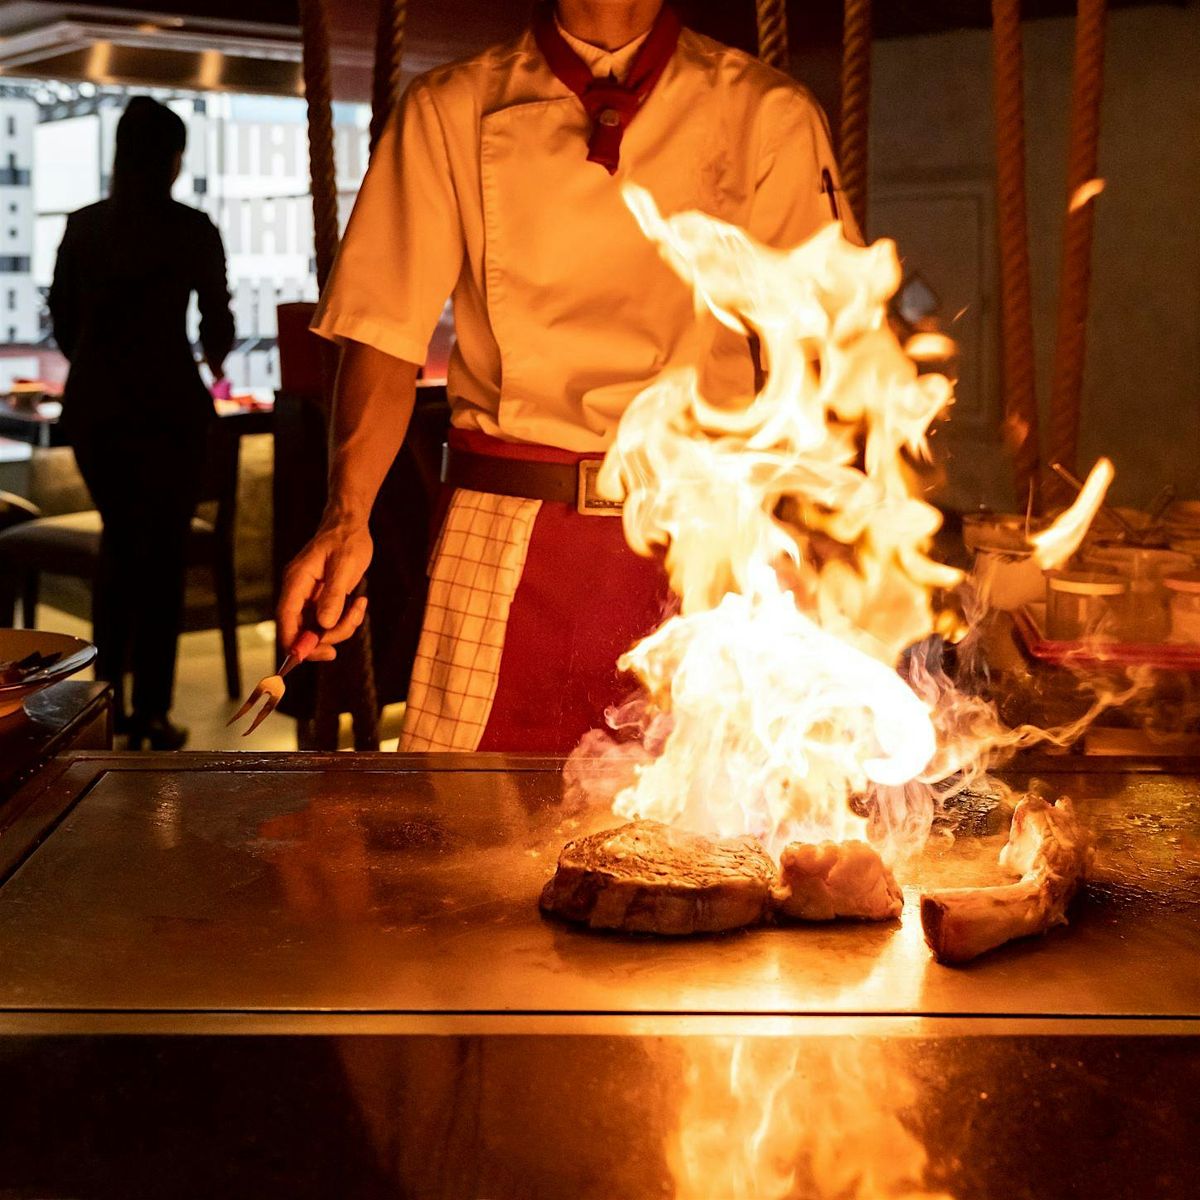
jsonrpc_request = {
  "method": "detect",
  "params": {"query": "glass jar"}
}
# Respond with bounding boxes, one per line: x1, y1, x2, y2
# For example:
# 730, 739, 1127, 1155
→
1079, 545, 1193, 642
1045, 571, 1127, 641
1164, 573, 1200, 644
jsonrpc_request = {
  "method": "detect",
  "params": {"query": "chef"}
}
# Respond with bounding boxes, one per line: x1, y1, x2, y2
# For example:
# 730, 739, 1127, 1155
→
278, 0, 858, 752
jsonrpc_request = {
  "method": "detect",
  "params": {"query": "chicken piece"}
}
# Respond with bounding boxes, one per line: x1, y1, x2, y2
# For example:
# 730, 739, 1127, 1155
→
921, 795, 1093, 964
540, 820, 775, 935
771, 840, 903, 922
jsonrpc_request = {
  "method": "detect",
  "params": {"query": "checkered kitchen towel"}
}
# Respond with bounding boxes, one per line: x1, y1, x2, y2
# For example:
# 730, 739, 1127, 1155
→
398, 488, 542, 751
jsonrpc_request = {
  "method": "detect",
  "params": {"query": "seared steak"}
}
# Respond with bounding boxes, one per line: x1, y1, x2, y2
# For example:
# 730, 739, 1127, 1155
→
540, 820, 775, 935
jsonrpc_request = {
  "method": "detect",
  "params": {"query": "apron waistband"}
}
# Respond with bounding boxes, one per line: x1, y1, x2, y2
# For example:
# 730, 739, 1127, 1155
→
442, 431, 621, 515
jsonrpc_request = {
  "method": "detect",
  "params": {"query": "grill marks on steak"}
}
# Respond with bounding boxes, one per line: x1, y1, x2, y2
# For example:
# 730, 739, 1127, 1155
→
539, 821, 777, 935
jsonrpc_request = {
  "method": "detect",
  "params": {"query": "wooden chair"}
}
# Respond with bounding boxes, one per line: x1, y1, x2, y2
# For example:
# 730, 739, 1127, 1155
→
0, 425, 243, 699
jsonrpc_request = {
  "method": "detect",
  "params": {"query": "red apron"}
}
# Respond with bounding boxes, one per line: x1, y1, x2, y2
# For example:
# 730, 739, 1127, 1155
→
417, 429, 673, 754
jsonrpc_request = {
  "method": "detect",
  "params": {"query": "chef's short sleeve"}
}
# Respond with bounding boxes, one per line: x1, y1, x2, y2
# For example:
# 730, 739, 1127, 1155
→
311, 78, 464, 365
748, 87, 863, 249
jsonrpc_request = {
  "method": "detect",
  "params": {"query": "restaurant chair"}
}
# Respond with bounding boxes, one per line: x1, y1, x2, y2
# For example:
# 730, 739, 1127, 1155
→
0, 490, 40, 625
0, 428, 243, 699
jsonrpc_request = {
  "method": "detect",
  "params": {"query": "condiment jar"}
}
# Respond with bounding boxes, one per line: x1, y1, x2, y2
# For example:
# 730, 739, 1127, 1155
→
1163, 573, 1200, 644
1045, 571, 1127, 641
1079, 544, 1192, 641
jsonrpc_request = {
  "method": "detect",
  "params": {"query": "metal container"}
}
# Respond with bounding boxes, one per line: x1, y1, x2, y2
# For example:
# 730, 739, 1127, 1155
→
962, 513, 1045, 611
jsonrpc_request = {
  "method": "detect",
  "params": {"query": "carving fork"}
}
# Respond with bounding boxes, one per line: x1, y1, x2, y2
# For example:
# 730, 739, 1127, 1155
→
227, 628, 321, 737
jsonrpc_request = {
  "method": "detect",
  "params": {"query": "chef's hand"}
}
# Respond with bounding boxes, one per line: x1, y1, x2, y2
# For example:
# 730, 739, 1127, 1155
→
278, 517, 372, 662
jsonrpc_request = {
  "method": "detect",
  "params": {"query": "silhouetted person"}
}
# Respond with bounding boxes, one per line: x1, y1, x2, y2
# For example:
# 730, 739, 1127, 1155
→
49, 96, 235, 749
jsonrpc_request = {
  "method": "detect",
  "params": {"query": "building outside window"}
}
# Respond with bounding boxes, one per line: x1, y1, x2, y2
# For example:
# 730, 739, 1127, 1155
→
0, 80, 370, 393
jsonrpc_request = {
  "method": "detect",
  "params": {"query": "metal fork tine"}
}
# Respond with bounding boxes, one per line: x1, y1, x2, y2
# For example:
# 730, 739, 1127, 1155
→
227, 689, 265, 728
242, 696, 279, 737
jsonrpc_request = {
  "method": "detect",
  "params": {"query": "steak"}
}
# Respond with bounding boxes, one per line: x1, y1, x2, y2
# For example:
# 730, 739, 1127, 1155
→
771, 840, 903, 922
540, 820, 776, 935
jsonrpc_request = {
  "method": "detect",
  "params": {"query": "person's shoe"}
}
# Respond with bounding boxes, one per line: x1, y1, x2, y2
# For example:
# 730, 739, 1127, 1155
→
127, 714, 189, 751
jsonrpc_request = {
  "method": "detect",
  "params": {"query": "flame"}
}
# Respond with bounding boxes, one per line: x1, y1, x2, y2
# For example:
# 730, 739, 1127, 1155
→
1069, 177, 1106, 213
904, 332, 958, 363
1030, 457, 1114, 570
570, 187, 1125, 861
596, 186, 959, 855
670, 1037, 953, 1200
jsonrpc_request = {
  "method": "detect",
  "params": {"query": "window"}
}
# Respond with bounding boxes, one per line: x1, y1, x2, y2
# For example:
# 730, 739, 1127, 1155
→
5, 117, 13, 137
193, 176, 207, 196
7, 203, 14, 214
7, 326, 15, 342
0, 256, 30, 272
6, 289, 13, 311
7, 228, 15, 240
0, 153, 26, 186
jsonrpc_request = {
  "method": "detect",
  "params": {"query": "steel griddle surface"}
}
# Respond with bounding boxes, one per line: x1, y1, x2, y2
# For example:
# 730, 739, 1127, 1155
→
0, 753, 1197, 1021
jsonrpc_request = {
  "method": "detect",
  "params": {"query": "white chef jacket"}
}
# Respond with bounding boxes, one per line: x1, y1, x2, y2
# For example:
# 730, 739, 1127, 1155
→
311, 22, 855, 453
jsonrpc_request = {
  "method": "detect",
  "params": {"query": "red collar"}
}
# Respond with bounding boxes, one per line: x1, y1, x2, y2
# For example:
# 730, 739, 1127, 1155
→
532, 3, 683, 175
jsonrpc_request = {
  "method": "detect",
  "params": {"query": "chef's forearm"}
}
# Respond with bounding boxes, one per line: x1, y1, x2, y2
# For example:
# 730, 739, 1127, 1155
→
324, 341, 421, 527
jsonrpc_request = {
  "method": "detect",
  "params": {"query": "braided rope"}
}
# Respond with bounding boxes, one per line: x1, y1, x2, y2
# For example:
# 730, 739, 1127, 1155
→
840, 0, 872, 234
1046, 0, 1108, 500
299, 0, 339, 294
755, 0, 789, 71
299, 0, 381, 749
369, 0, 408, 154
991, 0, 1041, 510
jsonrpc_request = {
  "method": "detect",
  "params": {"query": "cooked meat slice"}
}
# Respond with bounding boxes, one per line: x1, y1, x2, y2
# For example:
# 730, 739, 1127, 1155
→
771, 840, 903, 921
921, 795, 1092, 964
540, 820, 775, 935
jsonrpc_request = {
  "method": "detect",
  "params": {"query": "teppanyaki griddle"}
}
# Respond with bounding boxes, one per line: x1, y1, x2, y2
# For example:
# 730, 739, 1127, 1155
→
0, 752, 1194, 1200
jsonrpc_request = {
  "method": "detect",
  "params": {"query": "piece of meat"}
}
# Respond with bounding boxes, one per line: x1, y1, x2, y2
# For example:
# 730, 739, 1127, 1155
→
920, 795, 1093, 964
540, 820, 775, 935
771, 840, 903, 922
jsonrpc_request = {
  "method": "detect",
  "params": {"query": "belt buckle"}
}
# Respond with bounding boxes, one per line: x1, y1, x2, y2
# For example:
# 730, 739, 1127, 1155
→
576, 459, 622, 517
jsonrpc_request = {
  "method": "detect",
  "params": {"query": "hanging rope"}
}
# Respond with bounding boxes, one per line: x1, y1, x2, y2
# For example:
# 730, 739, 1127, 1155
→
1045, 0, 1108, 500
369, 0, 408, 154
991, 0, 1041, 511
840, 0, 872, 235
298, 0, 381, 750
755, 0, 789, 71
299, 0, 339, 294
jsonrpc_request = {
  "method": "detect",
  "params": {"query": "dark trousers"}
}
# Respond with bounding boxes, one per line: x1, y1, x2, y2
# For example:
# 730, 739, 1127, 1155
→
71, 425, 205, 718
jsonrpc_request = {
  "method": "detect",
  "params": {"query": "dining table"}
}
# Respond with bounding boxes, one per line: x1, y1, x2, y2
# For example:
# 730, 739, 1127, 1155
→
0, 395, 275, 449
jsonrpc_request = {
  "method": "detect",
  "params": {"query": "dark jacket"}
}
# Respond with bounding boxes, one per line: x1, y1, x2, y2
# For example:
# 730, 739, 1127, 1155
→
49, 198, 235, 433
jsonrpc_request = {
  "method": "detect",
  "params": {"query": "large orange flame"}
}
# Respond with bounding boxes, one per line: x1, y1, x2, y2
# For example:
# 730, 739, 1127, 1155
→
600, 187, 958, 855
588, 187, 1115, 859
